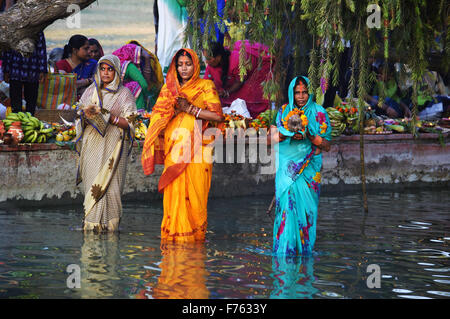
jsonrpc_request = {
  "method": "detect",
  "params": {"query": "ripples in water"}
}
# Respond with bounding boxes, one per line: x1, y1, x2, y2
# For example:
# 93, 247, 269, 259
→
0, 189, 448, 299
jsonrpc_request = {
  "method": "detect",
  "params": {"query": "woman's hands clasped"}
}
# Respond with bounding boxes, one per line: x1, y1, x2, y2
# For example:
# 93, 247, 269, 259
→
175, 97, 193, 115
83, 102, 101, 119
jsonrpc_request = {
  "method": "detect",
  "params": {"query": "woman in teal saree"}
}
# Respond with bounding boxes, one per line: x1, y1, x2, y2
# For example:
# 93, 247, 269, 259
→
272, 76, 332, 256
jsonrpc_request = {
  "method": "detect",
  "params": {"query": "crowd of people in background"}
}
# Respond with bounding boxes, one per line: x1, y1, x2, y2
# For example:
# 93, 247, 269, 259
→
1, 0, 448, 122
50, 35, 164, 112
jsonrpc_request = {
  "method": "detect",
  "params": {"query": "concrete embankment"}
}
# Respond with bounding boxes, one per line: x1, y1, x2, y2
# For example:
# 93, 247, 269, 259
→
0, 133, 448, 207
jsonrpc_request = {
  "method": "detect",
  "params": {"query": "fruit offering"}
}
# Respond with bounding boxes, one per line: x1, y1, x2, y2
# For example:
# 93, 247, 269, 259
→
135, 121, 148, 140
326, 107, 346, 137
250, 109, 277, 131
53, 123, 76, 142
2, 112, 53, 143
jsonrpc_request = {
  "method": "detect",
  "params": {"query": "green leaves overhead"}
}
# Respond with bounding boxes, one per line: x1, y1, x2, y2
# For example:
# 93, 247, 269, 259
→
185, 0, 447, 109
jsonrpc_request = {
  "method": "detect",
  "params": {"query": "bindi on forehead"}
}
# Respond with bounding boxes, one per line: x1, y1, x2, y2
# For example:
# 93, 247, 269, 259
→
100, 64, 114, 71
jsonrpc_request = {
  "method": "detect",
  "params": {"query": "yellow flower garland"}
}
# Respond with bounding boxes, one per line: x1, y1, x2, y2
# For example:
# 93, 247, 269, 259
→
320, 122, 327, 134
282, 106, 309, 133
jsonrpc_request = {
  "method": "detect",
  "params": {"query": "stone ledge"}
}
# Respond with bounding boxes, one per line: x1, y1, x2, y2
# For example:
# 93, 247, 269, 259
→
0, 132, 448, 205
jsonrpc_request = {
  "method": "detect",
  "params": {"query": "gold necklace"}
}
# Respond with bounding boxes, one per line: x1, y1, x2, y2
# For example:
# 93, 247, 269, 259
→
67, 56, 77, 69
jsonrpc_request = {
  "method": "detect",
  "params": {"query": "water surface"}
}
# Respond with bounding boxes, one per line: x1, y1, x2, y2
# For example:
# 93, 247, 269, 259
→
0, 189, 449, 299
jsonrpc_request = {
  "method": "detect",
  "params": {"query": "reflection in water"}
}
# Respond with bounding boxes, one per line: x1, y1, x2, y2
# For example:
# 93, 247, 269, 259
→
79, 232, 120, 298
270, 255, 318, 299
0, 189, 448, 299
137, 242, 209, 299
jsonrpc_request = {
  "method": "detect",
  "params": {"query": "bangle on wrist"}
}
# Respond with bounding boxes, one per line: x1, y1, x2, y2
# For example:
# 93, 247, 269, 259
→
113, 116, 120, 125
196, 108, 202, 118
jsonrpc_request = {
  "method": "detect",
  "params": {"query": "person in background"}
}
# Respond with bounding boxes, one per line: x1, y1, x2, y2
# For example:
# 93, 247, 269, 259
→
203, 41, 273, 118
113, 43, 162, 111
56, 34, 97, 100
0, 80, 11, 118
88, 38, 104, 61
153, 0, 159, 54
47, 47, 64, 73
366, 63, 411, 118
1, 31, 47, 115
155, 0, 189, 74
416, 69, 449, 112
0, 0, 14, 11
0, 60, 3, 82
197, 0, 227, 46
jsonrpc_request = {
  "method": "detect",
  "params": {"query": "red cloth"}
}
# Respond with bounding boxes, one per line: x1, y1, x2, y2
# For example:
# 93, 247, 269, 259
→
203, 40, 273, 118
55, 59, 73, 73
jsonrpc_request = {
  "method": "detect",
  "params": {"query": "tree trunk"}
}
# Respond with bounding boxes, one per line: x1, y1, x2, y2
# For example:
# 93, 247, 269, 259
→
0, 0, 97, 55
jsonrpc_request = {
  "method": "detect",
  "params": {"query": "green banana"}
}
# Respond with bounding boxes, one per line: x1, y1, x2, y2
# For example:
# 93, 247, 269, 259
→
40, 128, 53, 134
37, 134, 45, 143
385, 124, 405, 133
30, 117, 41, 129
329, 120, 342, 127
17, 112, 26, 121
20, 118, 32, 125
30, 131, 38, 143
23, 122, 35, 127
24, 129, 36, 137
22, 125, 35, 131
6, 113, 20, 121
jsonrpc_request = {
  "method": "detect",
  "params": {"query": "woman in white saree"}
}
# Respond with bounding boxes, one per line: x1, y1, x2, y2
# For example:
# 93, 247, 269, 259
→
75, 54, 138, 232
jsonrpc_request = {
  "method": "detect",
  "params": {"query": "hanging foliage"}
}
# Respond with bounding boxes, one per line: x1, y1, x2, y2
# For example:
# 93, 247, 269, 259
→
185, 0, 447, 210
185, 0, 447, 111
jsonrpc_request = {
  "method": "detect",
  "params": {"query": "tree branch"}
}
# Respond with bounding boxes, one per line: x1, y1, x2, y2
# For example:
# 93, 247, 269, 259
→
0, 0, 97, 55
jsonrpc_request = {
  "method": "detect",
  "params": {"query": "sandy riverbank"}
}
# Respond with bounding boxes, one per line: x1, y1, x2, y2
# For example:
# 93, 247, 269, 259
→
44, 0, 156, 54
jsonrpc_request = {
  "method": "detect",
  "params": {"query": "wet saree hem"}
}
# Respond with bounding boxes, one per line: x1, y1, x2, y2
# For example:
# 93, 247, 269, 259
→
161, 220, 207, 242
83, 217, 120, 232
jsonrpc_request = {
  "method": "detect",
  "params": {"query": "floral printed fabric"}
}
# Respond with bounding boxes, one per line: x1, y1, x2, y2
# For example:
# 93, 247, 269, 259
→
2, 31, 47, 83
273, 76, 332, 256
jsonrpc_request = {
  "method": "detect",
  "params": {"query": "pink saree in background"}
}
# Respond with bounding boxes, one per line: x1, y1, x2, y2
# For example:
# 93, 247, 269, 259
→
112, 44, 142, 99
204, 40, 273, 118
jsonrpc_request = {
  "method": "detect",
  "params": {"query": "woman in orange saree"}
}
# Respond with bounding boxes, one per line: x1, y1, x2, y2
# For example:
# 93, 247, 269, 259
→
141, 48, 224, 243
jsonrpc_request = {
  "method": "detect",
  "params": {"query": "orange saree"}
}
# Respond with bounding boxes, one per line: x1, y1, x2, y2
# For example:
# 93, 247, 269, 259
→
141, 48, 223, 242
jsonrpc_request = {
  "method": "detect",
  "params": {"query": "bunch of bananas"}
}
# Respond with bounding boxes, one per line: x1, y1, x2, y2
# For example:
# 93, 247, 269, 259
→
135, 122, 147, 140
3, 112, 53, 143
326, 107, 346, 137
